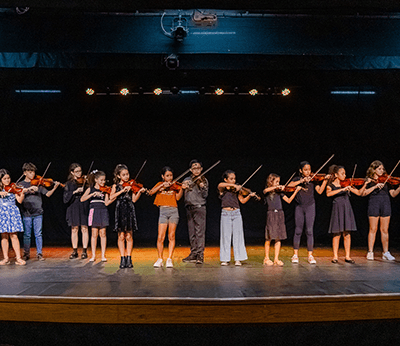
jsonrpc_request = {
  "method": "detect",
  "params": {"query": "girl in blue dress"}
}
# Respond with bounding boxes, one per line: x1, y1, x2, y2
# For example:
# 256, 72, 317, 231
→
0, 169, 27, 265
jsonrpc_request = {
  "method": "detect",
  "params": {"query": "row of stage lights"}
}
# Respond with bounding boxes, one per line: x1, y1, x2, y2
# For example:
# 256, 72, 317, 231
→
85, 87, 291, 96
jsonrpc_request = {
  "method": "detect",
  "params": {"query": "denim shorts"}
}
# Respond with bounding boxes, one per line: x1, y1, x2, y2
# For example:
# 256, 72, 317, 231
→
159, 206, 179, 225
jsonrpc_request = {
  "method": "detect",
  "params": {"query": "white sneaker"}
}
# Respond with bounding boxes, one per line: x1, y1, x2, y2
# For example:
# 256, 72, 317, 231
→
166, 258, 173, 268
291, 254, 299, 264
383, 251, 395, 261
366, 251, 374, 260
153, 258, 163, 267
89, 257, 95, 262
220, 261, 229, 266
235, 260, 242, 266
308, 255, 316, 264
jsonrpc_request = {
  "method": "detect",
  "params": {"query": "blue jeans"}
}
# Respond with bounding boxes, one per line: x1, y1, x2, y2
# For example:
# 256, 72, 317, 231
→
220, 209, 247, 262
22, 215, 43, 255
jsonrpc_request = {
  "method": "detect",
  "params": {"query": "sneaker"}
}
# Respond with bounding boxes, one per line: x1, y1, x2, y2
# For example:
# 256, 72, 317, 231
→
37, 254, 45, 261
166, 258, 173, 268
22, 253, 30, 261
196, 254, 204, 264
220, 262, 229, 266
101, 257, 107, 262
366, 251, 374, 260
69, 251, 78, 259
383, 251, 395, 261
235, 260, 242, 266
182, 254, 197, 263
308, 255, 316, 264
154, 258, 163, 268
89, 257, 96, 262
291, 254, 299, 264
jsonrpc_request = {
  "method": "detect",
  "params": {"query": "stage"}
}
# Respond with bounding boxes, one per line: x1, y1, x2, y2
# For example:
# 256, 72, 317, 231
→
1, 246, 400, 325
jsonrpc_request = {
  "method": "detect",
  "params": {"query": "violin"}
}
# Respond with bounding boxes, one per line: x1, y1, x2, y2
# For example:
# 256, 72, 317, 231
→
4, 183, 24, 194
99, 185, 112, 194
340, 178, 366, 188
75, 176, 88, 187
375, 174, 400, 186
31, 175, 65, 188
165, 181, 182, 193
309, 173, 330, 182
122, 179, 147, 194
227, 186, 261, 201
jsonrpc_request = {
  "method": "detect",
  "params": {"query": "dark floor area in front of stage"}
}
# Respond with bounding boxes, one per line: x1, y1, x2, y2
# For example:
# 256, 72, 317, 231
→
1, 320, 400, 346
1, 246, 400, 298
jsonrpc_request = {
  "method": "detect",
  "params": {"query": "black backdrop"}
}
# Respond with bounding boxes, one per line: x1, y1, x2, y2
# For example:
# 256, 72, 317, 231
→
2, 70, 400, 250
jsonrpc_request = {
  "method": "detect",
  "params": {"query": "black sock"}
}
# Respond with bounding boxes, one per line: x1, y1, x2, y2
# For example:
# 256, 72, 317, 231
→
82, 248, 87, 253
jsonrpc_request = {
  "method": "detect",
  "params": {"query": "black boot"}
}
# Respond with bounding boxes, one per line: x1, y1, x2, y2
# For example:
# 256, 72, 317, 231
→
126, 256, 133, 268
81, 248, 88, 259
69, 249, 78, 259
119, 256, 126, 269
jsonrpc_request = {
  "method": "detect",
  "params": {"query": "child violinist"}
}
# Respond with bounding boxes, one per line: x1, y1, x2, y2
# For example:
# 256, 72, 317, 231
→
63, 163, 89, 260
217, 170, 257, 266
80, 170, 112, 262
326, 165, 368, 264
148, 166, 183, 268
362, 160, 400, 261
0, 169, 27, 265
19, 162, 60, 261
263, 174, 302, 266
110, 164, 146, 269
287, 161, 329, 264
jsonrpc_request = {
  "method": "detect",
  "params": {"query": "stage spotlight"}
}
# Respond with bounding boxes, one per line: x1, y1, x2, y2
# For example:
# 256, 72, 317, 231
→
154, 88, 163, 95
86, 88, 95, 96
171, 86, 179, 95
215, 88, 224, 96
249, 89, 258, 96
120, 88, 129, 96
281, 88, 291, 96
15, 7, 29, 14
165, 54, 179, 70
161, 12, 188, 42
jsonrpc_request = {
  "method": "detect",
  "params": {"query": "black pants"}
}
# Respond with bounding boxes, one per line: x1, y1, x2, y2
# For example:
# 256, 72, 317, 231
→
186, 206, 206, 256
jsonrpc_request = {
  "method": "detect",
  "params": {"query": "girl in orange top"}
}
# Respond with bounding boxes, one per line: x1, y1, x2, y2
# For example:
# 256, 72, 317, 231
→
148, 166, 184, 268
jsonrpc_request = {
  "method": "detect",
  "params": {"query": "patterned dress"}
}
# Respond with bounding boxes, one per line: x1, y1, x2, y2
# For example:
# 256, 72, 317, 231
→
0, 192, 24, 233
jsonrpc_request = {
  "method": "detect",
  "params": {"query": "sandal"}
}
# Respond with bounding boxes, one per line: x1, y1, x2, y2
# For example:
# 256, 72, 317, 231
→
15, 258, 26, 266
263, 258, 274, 266
0, 258, 10, 265
274, 260, 284, 266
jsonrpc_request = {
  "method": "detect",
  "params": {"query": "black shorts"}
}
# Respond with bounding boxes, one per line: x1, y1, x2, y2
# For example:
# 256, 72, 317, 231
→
368, 197, 391, 217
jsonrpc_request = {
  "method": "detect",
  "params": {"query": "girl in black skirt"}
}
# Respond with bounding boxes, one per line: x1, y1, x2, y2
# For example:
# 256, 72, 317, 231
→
81, 170, 111, 262
110, 164, 146, 269
63, 163, 89, 259
326, 165, 368, 264
263, 174, 301, 266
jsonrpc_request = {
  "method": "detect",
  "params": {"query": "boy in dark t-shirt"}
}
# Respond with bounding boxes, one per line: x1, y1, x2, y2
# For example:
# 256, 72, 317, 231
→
19, 163, 60, 261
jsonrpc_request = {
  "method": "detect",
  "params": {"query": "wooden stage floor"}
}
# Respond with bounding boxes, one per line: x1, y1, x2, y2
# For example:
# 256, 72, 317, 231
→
1, 245, 400, 324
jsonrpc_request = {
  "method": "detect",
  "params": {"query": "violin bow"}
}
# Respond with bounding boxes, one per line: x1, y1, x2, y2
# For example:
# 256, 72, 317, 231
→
192, 160, 221, 183
134, 160, 147, 181
382, 159, 400, 188
283, 171, 296, 189
309, 154, 335, 181
241, 165, 263, 188
39, 162, 52, 185
82, 161, 94, 191
350, 164, 357, 186
15, 173, 25, 186
171, 167, 192, 184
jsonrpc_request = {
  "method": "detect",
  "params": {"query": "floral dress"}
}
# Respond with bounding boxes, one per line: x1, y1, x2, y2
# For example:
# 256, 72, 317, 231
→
0, 192, 24, 233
